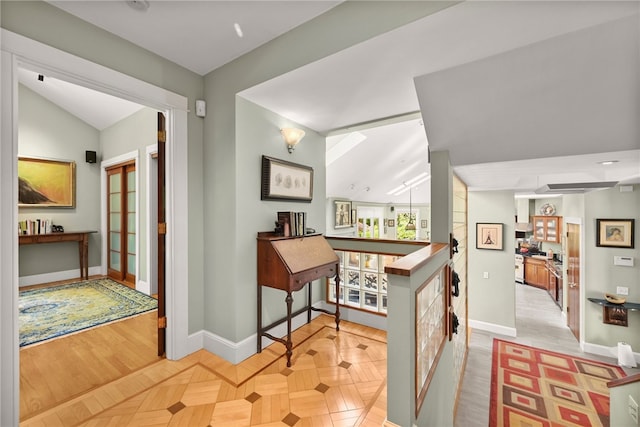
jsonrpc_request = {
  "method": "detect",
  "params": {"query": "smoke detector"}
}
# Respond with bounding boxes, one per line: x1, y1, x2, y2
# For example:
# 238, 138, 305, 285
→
126, 0, 150, 12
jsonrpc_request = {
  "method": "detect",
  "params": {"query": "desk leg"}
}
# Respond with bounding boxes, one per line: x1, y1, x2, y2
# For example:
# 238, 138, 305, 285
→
285, 291, 293, 367
334, 271, 341, 331
307, 282, 312, 324
257, 283, 263, 353
78, 236, 89, 280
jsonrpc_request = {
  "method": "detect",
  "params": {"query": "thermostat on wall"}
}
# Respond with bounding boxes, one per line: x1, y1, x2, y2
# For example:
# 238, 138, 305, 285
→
613, 256, 634, 267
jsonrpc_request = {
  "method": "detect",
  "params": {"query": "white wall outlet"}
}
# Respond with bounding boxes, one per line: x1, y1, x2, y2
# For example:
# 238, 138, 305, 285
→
483, 272, 489, 279
617, 286, 629, 296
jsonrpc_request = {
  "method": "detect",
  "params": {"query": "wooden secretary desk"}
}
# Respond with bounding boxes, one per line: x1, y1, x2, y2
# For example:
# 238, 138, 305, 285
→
257, 232, 341, 367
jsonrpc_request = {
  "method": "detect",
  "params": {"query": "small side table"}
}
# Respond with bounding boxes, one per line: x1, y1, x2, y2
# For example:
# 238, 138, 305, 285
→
587, 298, 640, 327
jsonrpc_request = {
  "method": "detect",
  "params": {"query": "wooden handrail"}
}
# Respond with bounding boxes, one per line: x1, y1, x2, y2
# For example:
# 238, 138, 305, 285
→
608, 372, 640, 388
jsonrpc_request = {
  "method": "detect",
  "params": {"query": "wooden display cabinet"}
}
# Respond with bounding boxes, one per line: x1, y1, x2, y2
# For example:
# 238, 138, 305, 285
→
533, 216, 562, 243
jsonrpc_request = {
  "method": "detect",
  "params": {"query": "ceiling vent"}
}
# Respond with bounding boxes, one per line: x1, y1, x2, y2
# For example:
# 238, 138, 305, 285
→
535, 181, 618, 194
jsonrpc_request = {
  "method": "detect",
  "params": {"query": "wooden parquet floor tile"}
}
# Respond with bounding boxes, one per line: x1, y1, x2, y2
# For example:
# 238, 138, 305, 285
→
21, 315, 388, 427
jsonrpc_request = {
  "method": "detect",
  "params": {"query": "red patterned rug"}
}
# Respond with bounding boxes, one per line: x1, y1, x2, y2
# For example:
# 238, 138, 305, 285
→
490, 339, 626, 427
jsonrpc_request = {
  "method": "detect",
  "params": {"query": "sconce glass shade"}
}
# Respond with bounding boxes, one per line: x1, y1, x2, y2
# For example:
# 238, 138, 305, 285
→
281, 128, 305, 153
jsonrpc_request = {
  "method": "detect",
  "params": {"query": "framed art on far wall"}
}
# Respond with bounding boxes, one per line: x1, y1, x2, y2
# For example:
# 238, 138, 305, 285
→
334, 200, 352, 228
596, 219, 635, 249
261, 155, 313, 202
476, 223, 503, 250
18, 156, 76, 208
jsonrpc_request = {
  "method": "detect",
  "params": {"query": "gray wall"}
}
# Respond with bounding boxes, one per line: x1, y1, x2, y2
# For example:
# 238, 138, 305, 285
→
583, 185, 639, 350
18, 84, 101, 278
101, 107, 157, 283
468, 190, 517, 328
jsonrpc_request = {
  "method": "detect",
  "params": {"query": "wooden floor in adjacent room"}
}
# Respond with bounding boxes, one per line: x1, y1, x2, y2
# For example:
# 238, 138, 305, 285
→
20, 313, 388, 427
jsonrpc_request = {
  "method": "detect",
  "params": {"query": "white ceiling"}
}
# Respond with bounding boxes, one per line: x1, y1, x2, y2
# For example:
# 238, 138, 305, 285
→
27, 1, 640, 205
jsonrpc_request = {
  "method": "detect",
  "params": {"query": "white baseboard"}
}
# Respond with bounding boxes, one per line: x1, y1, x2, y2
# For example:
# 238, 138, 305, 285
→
469, 319, 517, 337
582, 342, 640, 365
137, 279, 150, 295
19, 266, 102, 287
186, 301, 388, 365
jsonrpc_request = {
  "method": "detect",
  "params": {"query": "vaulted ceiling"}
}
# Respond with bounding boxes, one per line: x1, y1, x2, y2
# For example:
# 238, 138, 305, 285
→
26, 1, 640, 205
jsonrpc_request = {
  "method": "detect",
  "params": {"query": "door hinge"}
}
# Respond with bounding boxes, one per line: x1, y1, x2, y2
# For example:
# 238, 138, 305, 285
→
158, 222, 167, 235
158, 316, 167, 329
158, 130, 166, 143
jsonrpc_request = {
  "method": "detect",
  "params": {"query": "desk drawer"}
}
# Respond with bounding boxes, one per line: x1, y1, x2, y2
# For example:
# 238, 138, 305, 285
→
292, 265, 337, 291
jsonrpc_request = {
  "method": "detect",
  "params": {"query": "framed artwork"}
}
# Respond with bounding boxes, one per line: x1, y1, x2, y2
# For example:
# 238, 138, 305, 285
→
596, 219, 635, 249
18, 157, 76, 208
261, 155, 313, 202
334, 200, 352, 228
421, 220, 428, 229
388, 219, 395, 227
476, 223, 503, 250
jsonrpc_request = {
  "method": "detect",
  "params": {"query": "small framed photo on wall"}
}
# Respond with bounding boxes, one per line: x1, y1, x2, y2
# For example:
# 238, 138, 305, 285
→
596, 219, 635, 249
476, 223, 503, 250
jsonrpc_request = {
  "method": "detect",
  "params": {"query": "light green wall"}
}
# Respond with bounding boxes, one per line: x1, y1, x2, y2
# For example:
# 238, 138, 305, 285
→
101, 107, 157, 283
202, 2, 457, 342
18, 84, 101, 278
468, 190, 517, 328
2, 0, 206, 333
584, 185, 640, 350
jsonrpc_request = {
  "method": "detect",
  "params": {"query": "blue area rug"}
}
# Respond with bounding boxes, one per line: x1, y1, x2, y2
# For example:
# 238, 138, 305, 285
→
19, 278, 157, 347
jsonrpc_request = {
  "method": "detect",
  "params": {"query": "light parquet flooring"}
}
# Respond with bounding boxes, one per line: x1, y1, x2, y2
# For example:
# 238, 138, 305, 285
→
20, 315, 388, 427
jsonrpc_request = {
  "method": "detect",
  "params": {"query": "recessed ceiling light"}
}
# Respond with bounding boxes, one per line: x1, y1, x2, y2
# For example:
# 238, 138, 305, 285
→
598, 160, 619, 165
126, 0, 150, 12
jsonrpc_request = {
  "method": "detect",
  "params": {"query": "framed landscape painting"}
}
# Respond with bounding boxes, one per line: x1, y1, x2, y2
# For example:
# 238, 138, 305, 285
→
18, 157, 76, 208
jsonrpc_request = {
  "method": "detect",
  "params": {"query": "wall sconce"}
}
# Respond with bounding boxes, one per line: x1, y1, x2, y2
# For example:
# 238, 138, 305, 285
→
281, 128, 305, 153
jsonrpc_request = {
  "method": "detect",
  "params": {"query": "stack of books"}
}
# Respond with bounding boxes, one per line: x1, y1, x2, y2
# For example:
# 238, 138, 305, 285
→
277, 211, 307, 237
18, 219, 53, 235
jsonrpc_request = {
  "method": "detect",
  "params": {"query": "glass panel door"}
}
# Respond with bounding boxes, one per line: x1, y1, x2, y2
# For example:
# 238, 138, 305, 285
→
107, 162, 136, 284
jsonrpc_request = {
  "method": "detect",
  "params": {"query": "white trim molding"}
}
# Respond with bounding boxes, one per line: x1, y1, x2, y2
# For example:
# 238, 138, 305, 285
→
583, 341, 640, 366
1, 29, 190, 425
469, 319, 517, 337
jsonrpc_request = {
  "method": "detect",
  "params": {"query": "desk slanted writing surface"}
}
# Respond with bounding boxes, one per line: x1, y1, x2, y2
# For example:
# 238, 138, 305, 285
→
257, 232, 340, 367
19, 231, 96, 280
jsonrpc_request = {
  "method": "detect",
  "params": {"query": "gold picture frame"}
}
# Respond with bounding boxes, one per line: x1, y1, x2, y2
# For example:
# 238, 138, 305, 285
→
18, 157, 76, 208
596, 219, 634, 249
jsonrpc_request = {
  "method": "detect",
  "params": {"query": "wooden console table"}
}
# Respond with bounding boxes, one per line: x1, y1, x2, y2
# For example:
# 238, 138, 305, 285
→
19, 231, 97, 280
257, 232, 341, 367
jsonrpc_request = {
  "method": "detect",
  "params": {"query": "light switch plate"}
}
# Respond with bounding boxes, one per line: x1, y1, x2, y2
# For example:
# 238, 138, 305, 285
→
614, 256, 634, 267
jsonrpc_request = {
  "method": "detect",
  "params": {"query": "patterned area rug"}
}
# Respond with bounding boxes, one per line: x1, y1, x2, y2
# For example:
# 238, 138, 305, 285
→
490, 339, 626, 427
19, 278, 157, 347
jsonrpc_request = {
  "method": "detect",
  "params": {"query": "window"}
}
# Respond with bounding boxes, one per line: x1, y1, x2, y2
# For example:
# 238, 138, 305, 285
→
396, 208, 419, 241
356, 206, 384, 239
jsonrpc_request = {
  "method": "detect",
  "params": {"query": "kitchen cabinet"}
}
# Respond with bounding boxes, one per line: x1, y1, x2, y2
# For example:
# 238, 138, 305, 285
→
533, 216, 562, 243
524, 256, 549, 290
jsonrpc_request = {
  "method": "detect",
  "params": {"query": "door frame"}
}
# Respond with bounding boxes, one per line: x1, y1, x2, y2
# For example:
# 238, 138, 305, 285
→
564, 217, 585, 349
1, 29, 190, 425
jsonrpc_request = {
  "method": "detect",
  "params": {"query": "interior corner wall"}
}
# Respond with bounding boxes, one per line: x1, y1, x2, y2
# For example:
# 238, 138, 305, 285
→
100, 107, 157, 283
231, 97, 327, 341
468, 190, 517, 330
583, 185, 640, 351
18, 84, 101, 279
202, 2, 458, 344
